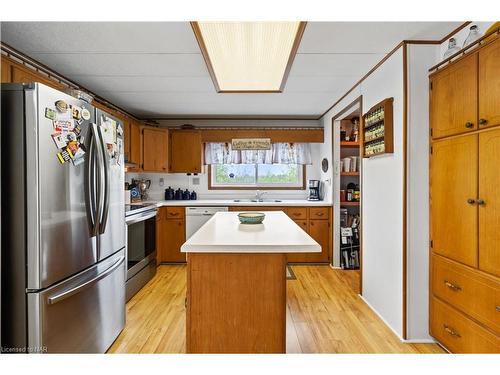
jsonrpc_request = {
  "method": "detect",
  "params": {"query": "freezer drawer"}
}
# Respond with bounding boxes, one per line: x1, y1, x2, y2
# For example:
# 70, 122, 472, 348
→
27, 249, 126, 353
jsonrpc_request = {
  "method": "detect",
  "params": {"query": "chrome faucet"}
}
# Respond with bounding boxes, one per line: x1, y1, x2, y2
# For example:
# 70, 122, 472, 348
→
255, 190, 267, 202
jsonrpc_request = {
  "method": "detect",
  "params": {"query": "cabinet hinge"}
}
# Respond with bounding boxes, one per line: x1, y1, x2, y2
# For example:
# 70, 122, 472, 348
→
430, 128, 433, 137
429, 81, 433, 90
430, 145, 433, 154
430, 240, 433, 248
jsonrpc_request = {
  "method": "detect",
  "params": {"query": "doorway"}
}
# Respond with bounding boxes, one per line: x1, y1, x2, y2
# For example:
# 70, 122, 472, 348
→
331, 97, 362, 294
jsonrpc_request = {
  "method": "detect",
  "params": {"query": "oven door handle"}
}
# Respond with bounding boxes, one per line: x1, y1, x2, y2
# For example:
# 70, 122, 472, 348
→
126, 211, 157, 225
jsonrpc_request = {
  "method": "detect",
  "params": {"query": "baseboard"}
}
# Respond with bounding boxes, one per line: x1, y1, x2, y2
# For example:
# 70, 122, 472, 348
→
358, 294, 404, 341
401, 338, 437, 344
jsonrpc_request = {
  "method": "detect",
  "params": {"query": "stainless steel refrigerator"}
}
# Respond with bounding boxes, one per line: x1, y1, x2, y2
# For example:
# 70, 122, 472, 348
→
1, 83, 125, 353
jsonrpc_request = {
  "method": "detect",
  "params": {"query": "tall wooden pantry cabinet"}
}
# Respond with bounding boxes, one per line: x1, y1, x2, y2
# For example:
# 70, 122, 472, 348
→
429, 33, 500, 353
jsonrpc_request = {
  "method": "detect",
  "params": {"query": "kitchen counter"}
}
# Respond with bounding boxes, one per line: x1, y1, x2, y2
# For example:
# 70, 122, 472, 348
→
138, 199, 332, 207
184, 211, 319, 353
181, 211, 321, 253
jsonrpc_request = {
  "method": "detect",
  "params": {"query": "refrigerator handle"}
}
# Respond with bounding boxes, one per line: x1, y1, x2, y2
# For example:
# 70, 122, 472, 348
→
91, 123, 103, 259
96, 125, 110, 234
84, 125, 97, 236
46, 256, 125, 305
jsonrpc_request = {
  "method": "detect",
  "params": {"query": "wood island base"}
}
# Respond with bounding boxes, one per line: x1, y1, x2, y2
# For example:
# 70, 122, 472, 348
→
186, 252, 287, 353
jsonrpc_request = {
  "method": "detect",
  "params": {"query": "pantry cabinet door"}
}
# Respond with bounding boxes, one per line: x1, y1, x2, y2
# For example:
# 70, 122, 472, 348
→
431, 135, 478, 267
479, 39, 500, 129
1, 57, 12, 82
479, 129, 500, 277
430, 53, 478, 139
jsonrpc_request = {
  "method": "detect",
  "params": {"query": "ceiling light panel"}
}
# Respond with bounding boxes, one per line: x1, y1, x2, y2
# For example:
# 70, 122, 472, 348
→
192, 22, 305, 92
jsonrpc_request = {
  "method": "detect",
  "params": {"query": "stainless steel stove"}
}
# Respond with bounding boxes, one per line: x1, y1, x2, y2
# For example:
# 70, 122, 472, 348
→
125, 203, 157, 301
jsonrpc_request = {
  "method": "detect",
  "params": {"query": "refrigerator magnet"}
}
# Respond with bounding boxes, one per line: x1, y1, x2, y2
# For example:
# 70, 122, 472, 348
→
67, 140, 79, 154
71, 105, 82, 120
54, 120, 75, 133
65, 132, 78, 143
73, 124, 82, 137
55, 100, 69, 113
71, 148, 86, 166
45, 107, 57, 120
81, 108, 91, 121
117, 124, 123, 136
51, 132, 68, 149
56, 149, 73, 164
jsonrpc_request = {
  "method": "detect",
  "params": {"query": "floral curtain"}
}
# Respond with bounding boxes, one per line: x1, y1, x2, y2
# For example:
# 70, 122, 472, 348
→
204, 142, 312, 165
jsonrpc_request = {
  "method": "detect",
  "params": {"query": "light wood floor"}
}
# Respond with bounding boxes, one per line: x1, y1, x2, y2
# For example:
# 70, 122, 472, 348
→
108, 265, 445, 354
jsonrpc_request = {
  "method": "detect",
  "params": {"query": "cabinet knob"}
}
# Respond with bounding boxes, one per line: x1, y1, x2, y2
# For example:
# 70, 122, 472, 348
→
467, 198, 476, 205
465, 122, 474, 129
477, 199, 486, 206
479, 118, 488, 126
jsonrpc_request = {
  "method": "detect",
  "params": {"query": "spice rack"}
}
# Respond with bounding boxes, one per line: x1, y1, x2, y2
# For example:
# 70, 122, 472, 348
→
362, 97, 394, 158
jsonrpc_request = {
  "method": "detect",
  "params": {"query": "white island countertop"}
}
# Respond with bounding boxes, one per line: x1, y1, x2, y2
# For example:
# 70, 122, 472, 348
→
181, 211, 321, 253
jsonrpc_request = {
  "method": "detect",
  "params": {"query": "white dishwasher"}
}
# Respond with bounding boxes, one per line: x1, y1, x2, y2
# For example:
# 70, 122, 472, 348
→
185, 207, 228, 239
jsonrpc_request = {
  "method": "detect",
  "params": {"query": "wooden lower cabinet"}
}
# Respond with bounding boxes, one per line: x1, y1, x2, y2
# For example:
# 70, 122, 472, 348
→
156, 207, 186, 263
430, 297, 500, 353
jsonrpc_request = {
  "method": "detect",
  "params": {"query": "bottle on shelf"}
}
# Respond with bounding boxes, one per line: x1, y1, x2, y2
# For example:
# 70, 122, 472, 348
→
443, 37, 461, 59
463, 24, 481, 47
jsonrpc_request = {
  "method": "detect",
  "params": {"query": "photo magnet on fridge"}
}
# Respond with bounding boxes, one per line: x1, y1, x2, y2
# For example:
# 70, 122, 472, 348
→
45, 107, 57, 120
51, 131, 68, 149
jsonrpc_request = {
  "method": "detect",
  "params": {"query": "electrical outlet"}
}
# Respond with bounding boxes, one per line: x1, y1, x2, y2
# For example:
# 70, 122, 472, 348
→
192, 177, 200, 185
159, 178, 164, 187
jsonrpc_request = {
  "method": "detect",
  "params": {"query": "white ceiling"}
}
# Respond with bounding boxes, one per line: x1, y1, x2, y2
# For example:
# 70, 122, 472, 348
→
0, 22, 462, 118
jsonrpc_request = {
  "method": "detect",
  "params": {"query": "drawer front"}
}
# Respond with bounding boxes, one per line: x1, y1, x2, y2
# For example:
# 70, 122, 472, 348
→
430, 297, 500, 353
287, 207, 307, 220
432, 254, 500, 334
166, 206, 185, 219
309, 207, 329, 220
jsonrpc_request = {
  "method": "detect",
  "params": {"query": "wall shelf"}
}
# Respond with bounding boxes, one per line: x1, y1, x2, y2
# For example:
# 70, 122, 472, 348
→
340, 201, 360, 207
340, 141, 360, 148
362, 97, 394, 158
341, 172, 359, 176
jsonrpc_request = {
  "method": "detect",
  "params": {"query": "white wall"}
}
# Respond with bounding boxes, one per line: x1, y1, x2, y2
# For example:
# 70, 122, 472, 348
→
320, 48, 405, 338
406, 44, 439, 341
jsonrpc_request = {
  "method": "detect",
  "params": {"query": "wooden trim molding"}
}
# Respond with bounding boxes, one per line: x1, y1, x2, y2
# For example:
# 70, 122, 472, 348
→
200, 127, 324, 143
207, 165, 307, 191
190, 21, 307, 93
402, 43, 408, 340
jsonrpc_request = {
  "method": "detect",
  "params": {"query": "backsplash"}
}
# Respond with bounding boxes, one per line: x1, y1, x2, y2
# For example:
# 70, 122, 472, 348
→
126, 144, 329, 201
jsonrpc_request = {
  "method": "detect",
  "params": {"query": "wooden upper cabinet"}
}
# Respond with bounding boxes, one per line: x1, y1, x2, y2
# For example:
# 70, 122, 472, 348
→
479, 38, 500, 129
478, 129, 500, 277
11, 63, 65, 90
1, 57, 12, 82
169, 130, 202, 173
431, 135, 478, 267
142, 127, 168, 172
430, 53, 478, 139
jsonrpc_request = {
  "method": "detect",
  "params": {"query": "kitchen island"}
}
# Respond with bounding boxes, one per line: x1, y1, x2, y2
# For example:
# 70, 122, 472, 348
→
181, 211, 321, 353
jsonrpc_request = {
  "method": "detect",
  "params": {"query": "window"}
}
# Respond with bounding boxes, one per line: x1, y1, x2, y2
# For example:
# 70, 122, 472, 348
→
209, 164, 304, 189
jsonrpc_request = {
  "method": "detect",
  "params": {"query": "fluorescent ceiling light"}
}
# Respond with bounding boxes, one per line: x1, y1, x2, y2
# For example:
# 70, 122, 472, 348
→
191, 22, 306, 93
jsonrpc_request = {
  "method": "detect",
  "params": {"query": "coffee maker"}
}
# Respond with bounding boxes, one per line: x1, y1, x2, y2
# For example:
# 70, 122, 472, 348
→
307, 180, 322, 201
